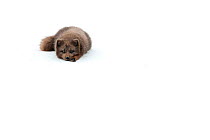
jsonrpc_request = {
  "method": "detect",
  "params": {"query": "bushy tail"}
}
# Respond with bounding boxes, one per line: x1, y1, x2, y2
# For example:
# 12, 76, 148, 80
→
40, 36, 55, 51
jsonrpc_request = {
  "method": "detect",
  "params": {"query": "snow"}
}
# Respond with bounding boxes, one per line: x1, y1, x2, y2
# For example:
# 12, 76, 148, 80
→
0, 0, 210, 140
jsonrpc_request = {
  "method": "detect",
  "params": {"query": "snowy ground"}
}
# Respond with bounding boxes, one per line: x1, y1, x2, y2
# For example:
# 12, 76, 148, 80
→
0, 0, 210, 140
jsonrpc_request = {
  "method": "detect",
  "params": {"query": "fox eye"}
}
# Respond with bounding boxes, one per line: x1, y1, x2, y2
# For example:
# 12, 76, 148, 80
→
60, 50, 65, 53
69, 50, 75, 53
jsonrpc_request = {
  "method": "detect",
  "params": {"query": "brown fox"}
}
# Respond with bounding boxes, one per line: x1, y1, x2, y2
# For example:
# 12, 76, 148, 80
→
40, 26, 91, 62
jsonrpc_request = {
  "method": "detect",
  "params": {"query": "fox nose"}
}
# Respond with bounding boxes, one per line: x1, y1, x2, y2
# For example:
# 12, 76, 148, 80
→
66, 57, 70, 60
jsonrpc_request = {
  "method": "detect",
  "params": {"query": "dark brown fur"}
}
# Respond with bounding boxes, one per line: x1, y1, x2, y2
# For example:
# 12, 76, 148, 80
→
40, 26, 91, 62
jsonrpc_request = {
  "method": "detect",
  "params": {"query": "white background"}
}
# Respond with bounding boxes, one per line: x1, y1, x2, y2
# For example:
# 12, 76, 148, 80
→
0, 0, 210, 140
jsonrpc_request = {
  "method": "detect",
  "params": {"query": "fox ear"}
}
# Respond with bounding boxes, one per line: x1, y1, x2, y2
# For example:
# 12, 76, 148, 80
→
72, 39, 81, 53
72, 39, 80, 47
56, 39, 64, 47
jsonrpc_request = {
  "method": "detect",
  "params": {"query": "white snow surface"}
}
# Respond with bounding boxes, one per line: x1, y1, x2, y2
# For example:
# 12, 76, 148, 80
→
0, 0, 210, 140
